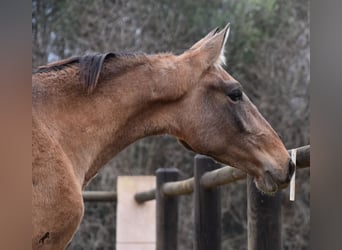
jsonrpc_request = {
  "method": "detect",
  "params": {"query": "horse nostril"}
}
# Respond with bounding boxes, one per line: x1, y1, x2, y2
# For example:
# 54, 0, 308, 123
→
288, 159, 295, 180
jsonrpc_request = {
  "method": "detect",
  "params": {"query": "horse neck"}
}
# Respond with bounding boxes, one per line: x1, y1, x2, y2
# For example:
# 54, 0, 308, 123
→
34, 54, 186, 187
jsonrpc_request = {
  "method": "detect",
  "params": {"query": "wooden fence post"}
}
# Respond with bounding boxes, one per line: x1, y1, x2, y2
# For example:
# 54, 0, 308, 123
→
194, 155, 221, 250
156, 168, 179, 250
247, 176, 282, 250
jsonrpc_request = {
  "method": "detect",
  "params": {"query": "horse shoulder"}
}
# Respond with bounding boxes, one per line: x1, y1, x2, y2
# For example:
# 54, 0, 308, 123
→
32, 115, 84, 249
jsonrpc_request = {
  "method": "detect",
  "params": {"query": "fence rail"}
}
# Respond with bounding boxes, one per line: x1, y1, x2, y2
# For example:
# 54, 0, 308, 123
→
82, 145, 310, 250
82, 190, 117, 202
133, 145, 310, 203
83, 145, 310, 202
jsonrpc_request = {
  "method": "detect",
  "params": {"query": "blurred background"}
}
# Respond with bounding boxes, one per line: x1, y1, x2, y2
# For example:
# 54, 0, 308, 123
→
32, 0, 309, 249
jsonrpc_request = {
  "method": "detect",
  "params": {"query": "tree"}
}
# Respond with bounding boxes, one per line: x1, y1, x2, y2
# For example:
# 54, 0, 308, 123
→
32, 0, 310, 249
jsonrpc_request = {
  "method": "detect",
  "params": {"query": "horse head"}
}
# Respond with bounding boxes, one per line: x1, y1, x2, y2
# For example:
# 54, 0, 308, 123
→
175, 24, 294, 194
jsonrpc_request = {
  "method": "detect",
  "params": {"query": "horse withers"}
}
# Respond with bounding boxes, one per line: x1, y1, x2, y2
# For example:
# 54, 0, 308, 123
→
32, 23, 294, 249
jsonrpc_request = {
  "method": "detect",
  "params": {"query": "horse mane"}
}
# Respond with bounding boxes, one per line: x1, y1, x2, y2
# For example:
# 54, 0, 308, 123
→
33, 52, 143, 93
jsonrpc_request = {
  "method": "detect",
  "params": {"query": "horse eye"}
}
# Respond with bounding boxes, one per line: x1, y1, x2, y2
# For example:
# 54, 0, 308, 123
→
227, 89, 243, 102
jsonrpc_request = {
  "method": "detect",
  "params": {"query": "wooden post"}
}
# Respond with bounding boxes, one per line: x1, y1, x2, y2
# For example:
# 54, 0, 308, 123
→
247, 176, 282, 250
194, 155, 221, 250
156, 168, 179, 250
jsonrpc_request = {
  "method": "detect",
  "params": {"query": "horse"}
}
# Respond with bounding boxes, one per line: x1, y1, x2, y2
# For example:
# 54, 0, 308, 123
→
32, 23, 295, 249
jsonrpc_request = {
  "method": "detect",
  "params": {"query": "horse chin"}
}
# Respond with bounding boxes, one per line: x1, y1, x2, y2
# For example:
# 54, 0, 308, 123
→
254, 172, 279, 195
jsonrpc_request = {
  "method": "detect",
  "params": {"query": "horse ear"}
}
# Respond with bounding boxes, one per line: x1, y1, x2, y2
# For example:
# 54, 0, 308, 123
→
190, 23, 230, 68
189, 26, 220, 51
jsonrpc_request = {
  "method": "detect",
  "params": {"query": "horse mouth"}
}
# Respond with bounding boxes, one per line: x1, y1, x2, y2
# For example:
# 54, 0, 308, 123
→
254, 171, 279, 195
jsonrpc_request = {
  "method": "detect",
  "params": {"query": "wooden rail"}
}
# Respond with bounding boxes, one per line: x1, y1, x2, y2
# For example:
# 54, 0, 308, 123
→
83, 145, 310, 202
134, 145, 310, 250
133, 145, 310, 202
134, 188, 156, 203
82, 190, 117, 202
81, 145, 310, 250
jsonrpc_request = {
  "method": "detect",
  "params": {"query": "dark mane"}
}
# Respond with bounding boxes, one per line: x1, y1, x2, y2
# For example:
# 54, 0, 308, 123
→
33, 56, 81, 73
33, 52, 142, 93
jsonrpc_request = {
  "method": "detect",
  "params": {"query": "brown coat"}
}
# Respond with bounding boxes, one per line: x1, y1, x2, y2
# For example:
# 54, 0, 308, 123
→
32, 24, 292, 249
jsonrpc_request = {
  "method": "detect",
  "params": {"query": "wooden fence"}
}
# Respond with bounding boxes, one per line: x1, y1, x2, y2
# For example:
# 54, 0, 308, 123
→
83, 145, 310, 250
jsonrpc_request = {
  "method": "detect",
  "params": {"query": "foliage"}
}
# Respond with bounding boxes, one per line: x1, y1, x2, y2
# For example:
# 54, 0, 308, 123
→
32, 0, 310, 249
